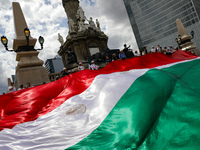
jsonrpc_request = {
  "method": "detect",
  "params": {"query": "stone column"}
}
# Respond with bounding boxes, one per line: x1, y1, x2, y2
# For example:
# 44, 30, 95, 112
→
12, 2, 37, 50
62, 0, 79, 32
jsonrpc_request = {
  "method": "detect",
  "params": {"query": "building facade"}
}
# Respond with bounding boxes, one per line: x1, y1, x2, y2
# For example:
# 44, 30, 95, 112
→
45, 56, 64, 74
123, 0, 200, 52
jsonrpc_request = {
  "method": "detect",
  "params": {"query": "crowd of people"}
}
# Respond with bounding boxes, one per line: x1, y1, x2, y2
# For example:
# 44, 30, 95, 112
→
60, 44, 179, 79
6, 44, 178, 94
142, 45, 178, 55
60, 49, 133, 79
7, 82, 34, 93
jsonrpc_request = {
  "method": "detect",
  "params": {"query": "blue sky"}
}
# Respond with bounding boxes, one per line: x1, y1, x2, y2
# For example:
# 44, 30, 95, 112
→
0, 0, 137, 94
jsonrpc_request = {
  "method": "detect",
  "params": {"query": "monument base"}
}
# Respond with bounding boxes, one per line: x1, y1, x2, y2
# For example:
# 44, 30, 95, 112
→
58, 27, 108, 70
15, 66, 50, 88
180, 41, 200, 56
15, 51, 50, 88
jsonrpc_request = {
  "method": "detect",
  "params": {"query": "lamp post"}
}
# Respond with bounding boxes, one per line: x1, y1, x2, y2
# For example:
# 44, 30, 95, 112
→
38, 36, 44, 50
1, 36, 14, 52
1, 28, 44, 52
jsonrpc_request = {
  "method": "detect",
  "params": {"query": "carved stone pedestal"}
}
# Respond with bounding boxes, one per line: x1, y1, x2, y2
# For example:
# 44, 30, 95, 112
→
58, 28, 108, 70
15, 51, 50, 88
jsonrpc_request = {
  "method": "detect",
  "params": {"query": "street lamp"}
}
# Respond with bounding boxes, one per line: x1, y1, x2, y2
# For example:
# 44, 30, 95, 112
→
1, 36, 14, 52
24, 28, 30, 46
37, 36, 44, 50
1, 28, 44, 52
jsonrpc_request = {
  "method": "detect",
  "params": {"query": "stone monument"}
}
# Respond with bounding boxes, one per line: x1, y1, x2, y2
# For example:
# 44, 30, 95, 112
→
12, 2, 50, 88
176, 19, 200, 56
58, 0, 108, 70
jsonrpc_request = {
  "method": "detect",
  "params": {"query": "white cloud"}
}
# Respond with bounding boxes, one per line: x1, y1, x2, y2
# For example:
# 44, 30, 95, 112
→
0, 0, 137, 94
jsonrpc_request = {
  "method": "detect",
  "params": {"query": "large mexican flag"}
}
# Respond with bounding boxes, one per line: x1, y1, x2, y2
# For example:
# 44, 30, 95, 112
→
0, 50, 200, 150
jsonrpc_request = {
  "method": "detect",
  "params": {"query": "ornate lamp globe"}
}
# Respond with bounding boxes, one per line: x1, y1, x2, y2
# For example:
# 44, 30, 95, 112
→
24, 28, 30, 38
38, 36, 44, 45
1, 36, 8, 46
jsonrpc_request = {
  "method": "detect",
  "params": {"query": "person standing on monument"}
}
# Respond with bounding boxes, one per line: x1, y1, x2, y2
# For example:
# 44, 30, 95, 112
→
134, 50, 140, 56
18, 84, 24, 90
26, 82, 34, 88
105, 56, 111, 64
151, 46, 156, 53
61, 67, 69, 77
78, 62, 85, 71
156, 45, 162, 53
119, 50, 126, 60
143, 46, 148, 55
112, 53, 118, 61
89, 61, 99, 70
8, 82, 16, 93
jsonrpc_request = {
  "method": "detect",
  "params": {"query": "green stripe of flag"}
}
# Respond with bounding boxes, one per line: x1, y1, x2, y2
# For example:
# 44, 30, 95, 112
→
67, 59, 200, 150
138, 59, 200, 150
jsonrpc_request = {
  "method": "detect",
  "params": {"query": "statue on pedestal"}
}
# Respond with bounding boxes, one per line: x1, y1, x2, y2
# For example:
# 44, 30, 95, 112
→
68, 18, 75, 32
67, 47, 77, 64
78, 21, 86, 31
59, 0, 109, 70
88, 17, 96, 29
76, 6, 86, 22
57, 33, 64, 46
96, 19, 101, 31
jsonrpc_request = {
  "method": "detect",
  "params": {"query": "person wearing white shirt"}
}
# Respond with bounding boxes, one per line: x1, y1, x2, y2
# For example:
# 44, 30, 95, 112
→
134, 50, 140, 56
89, 61, 99, 70
156, 45, 162, 53
18, 84, 24, 90
8, 82, 16, 93
78, 62, 85, 71
151, 46, 156, 53
26, 82, 34, 88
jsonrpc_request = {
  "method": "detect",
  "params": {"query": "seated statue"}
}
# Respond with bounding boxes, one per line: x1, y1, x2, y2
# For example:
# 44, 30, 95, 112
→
67, 47, 77, 64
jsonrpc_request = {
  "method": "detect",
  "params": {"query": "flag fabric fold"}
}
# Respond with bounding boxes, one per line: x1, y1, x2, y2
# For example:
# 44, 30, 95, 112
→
67, 58, 200, 150
0, 50, 199, 150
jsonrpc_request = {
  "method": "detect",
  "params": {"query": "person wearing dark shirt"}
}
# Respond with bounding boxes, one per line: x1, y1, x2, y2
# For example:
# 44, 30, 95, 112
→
105, 56, 111, 64
112, 53, 118, 61
143, 46, 148, 55
61, 67, 69, 77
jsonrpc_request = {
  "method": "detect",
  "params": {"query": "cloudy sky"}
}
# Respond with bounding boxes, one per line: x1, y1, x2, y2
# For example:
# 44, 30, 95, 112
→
0, 0, 137, 94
